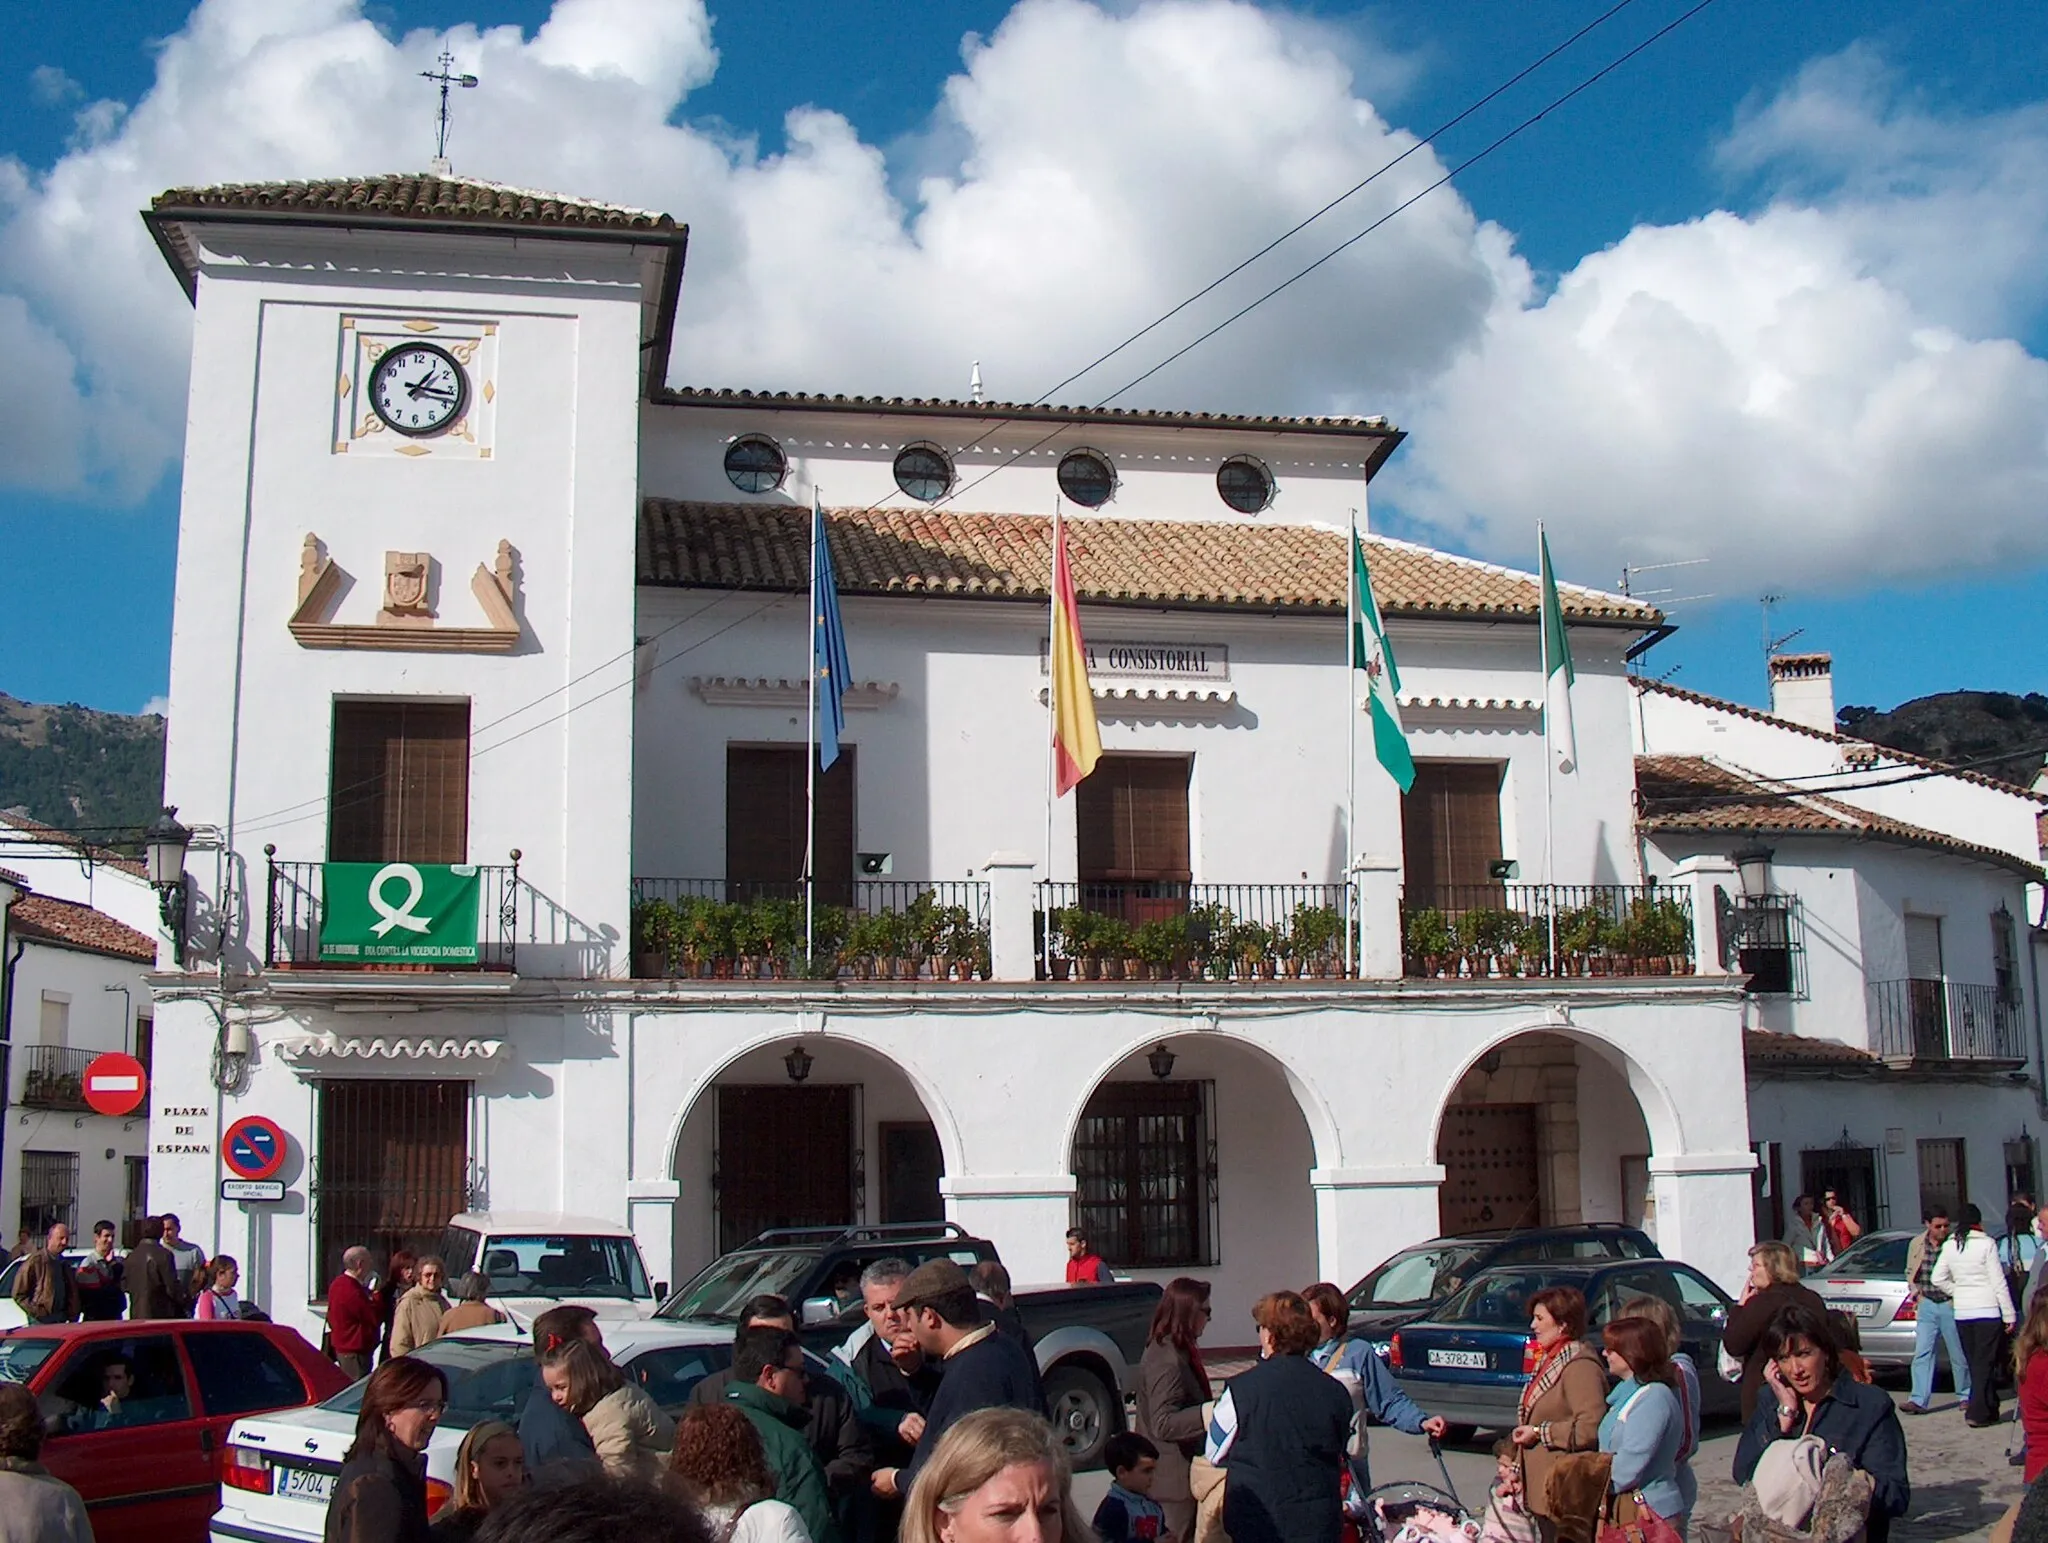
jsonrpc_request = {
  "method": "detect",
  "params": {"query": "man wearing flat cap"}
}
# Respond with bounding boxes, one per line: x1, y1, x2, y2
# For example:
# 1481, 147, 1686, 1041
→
869, 1257, 1044, 1498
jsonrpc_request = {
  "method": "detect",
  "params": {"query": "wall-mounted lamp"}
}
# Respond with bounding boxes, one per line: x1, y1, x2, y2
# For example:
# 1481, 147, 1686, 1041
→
783, 1044, 815, 1084
143, 806, 192, 966
1732, 842, 1774, 900
1147, 1043, 1177, 1080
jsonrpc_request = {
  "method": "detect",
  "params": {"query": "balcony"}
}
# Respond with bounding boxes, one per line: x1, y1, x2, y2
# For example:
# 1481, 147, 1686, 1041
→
1036, 882, 1357, 981
630, 879, 991, 981
1868, 978, 2026, 1064
1399, 884, 1695, 980
266, 859, 521, 971
20, 1046, 94, 1112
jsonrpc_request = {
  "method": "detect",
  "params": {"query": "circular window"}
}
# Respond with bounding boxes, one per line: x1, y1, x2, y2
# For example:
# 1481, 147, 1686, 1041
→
1216, 456, 1275, 514
723, 436, 786, 494
1056, 449, 1117, 509
893, 443, 954, 503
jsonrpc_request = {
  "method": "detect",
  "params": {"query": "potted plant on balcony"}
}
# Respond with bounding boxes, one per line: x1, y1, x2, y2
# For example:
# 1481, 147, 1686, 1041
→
1225, 920, 1274, 979
1049, 905, 1090, 980
807, 903, 850, 978
1556, 905, 1604, 976
1404, 907, 1454, 978
631, 899, 673, 979
1513, 913, 1550, 976
845, 909, 888, 979
938, 904, 980, 980
1093, 915, 1135, 980
904, 890, 945, 979
1184, 903, 1233, 980
1134, 917, 1181, 981
1651, 896, 1693, 974
1285, 903, 1341, 978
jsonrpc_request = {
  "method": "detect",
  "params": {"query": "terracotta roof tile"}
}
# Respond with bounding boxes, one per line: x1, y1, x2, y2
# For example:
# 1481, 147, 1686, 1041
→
9, 894, 155, 962
1637, 678, 2048, 802
637, 502, 1662, 623
151, 174, 676, 232
0, 810, 147, 876
1744, 1028, 1878, 1069
1636, 754, 2044, 878
658, 386, 1403, 449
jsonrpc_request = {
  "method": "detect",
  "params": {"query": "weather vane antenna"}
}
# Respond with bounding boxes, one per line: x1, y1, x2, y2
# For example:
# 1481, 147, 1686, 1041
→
420, 48, 479, 175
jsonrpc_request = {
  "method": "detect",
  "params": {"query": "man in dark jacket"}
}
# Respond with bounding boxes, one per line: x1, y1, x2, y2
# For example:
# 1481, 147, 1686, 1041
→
690, 1293, 873, 1513
519, 1305, 602, 1487
123, 1216, 186, 1320
873, 1258, 1041, 1498
729, 1327, 843, 1543
74, 1221, 125, 1321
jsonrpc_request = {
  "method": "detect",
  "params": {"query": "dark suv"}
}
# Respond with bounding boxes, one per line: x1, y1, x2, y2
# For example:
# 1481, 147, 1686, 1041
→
1345, 1224, 1657, 1349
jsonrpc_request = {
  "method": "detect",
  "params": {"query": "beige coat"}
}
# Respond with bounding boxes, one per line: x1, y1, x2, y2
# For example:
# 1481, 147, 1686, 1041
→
1136, 1341, 1210, 1505
438, 1301, 503, 1335
583, 1382, 675, 1484
1518, 1350, 1608, 1532
387, 1285, 449, 1358
0, 1458, 94, 1543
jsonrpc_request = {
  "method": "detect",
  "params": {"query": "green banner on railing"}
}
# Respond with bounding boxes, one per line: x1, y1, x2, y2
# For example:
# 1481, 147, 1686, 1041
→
319, 862, 482, 964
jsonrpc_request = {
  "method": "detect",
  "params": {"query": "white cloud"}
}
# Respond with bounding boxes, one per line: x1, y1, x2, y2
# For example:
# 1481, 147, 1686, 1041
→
30, 66, 82, 106
140, 696, 170, 718
0, 0, 1496, 501
1390, 49, 2048, 595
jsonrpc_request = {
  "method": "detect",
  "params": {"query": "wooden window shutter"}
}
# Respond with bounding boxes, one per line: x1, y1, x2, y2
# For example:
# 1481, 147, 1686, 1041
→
725, 746, 855, 900
1401, 762, 1503, 896
1077, 756, 1191, 883
327, 701, 470, 863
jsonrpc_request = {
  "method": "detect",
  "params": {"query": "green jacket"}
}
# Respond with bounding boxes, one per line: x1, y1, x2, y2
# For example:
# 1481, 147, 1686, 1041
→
727, 1380, 843, 1543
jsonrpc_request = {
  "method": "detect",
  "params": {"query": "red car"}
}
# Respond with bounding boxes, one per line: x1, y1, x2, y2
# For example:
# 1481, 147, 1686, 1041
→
0, 1318, 347, 1543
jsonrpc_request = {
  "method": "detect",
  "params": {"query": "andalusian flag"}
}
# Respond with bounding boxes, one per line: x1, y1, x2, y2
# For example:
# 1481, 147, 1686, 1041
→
1539, 527, 1577, 776
1350, 534, 1415, 792
1049, 512, 1102, 796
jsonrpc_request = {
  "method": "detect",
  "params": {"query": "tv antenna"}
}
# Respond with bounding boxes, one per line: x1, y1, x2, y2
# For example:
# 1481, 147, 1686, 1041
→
1618, 557, 1712, 608
420, 49, 479, 174
1760, 593, 1804, 676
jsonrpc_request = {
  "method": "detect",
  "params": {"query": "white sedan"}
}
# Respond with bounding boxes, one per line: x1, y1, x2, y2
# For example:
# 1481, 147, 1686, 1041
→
208, 1321, 741, 1543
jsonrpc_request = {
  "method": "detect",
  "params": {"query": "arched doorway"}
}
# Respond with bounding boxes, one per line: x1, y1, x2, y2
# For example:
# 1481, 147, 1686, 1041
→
1434, 1030, 1659, 1240
669, 1038, 950, 1287
1067, 1036, 1321, 1338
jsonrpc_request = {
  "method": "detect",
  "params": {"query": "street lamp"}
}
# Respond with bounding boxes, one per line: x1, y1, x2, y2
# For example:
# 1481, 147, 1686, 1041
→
1732, 843, 1774, 900
783, 1044, 814, 1084
1147, 1043, 1177, 1080
143, 806, 192, 966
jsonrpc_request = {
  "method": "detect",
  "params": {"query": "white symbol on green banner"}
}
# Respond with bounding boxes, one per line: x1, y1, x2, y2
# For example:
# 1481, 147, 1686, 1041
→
368, 863, 433, 936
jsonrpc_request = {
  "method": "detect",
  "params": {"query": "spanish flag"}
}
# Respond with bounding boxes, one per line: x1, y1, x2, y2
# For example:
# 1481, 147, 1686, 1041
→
1050, 511, 1102, 796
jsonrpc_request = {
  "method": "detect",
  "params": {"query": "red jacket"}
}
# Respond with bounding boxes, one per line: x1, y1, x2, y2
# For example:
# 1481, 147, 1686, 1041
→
327, 1272, 382, 1355
2024, 1353, 2048, 1485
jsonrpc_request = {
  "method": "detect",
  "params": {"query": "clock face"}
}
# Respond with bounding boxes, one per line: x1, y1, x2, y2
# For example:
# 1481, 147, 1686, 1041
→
369, 342, 470, 437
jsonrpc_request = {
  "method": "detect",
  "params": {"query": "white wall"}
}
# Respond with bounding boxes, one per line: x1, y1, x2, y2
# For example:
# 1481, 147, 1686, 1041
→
2, 941, 152, 1246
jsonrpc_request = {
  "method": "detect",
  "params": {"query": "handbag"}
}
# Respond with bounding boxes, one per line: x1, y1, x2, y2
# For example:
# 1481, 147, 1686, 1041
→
1717, 1343, 1743, 1383
1599, 1489, 1683, 1543
1540, 1451, 1613, 1543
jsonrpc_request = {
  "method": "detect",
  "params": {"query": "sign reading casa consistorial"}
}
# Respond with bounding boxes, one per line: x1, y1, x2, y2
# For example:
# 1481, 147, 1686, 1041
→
319, 862, 482, 963
1039, 638, 1229, 681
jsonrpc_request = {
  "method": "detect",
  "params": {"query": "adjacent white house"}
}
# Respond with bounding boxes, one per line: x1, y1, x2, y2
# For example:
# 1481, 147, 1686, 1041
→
137, 174, 1759, 1347
0, 817, 160, 1248
1634, 655, 2048, 1237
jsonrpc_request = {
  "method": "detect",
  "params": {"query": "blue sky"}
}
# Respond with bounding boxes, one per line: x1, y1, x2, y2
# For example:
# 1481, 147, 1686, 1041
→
2, 0, 2045, 719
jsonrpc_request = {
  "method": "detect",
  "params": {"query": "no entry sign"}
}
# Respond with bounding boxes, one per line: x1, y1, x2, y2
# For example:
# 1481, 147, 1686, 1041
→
222, 1115, 288, 1182
82, 1052, 147, 1118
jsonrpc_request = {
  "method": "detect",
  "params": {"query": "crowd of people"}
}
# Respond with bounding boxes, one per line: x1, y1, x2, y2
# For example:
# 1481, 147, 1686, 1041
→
7, 1213, 223, 1323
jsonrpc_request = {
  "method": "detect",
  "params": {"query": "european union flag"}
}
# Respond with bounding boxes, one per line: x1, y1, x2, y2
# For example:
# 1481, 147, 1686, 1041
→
812, 494, 853, 770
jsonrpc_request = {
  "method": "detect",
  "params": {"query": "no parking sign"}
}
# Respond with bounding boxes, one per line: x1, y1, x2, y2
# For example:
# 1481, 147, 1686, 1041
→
221, 1115, 288, 1182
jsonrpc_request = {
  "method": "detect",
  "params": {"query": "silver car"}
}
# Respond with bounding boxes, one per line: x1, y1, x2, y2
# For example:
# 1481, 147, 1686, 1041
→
1810, 1229, 1946, 1374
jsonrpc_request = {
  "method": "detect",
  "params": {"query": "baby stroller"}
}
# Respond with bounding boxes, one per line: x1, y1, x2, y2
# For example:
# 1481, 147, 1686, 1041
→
1348, 1439, 1478, 1543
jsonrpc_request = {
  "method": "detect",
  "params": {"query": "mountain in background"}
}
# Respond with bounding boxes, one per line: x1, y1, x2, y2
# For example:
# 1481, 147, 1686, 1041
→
1837, 691, 2048, 789
0, 692, 166, 840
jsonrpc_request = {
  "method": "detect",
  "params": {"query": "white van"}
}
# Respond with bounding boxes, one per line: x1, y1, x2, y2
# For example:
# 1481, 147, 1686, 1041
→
435, 1211, 662, 1325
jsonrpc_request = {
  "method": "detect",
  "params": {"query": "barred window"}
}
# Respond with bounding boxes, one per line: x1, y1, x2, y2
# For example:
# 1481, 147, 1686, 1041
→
20, 1150, 79, 1237
314, 1080, 469, 1291
1073, 1081, 1215, 1268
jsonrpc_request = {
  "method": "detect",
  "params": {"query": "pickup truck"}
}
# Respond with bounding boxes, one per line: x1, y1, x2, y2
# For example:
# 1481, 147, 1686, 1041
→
656, 1222, 1161, 1468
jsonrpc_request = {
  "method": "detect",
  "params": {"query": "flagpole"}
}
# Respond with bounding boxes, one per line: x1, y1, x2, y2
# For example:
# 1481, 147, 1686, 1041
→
1345, 508, 1358, 979
1540, 521, 1556, 977
805, 490, 820, 971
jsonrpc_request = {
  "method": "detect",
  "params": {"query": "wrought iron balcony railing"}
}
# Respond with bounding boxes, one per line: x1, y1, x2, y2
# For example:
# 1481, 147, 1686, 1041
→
265, 857, 520, 971
19, 1045, 95, 1112
630, 879, 990, 981
1868, 978, 2025, 1062
1035, 881, 1358, 981
1399, 883, 1695, 980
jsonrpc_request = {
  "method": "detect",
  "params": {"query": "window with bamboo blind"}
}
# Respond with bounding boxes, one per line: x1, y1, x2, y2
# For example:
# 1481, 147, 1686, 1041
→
327, 700, 471, 863
1076, 755, 1192, 882
1400, 761, 1504, 898
725, 745, 855, 904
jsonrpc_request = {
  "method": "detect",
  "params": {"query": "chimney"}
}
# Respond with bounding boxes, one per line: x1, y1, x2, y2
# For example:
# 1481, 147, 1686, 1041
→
1769, 652, 1836, 734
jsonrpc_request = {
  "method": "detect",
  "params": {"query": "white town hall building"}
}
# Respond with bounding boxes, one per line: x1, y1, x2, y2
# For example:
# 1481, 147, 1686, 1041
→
136, 173, 1798, 1344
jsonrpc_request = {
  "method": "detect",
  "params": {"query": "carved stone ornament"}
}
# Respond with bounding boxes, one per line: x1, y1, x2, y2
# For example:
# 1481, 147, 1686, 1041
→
290, 533, 524, 653
381, 552, 435, 625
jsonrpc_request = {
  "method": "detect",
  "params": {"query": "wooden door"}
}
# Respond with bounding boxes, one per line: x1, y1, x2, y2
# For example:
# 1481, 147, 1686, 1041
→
879, 1122, 944, 1224
1917, 1138, 1967, 1220
1436, 1104, 1540, 1234
726, 746, 855, 904
1402, 763, 1504, 907
717, 1085, 854, 1252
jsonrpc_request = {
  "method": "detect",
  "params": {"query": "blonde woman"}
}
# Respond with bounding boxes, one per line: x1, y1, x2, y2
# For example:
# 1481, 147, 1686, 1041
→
902, 1407, 1092, 1543
428, 1420, 525, 1541
539, 1337, 673, 1484
1718, 1241, 1827, 1422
